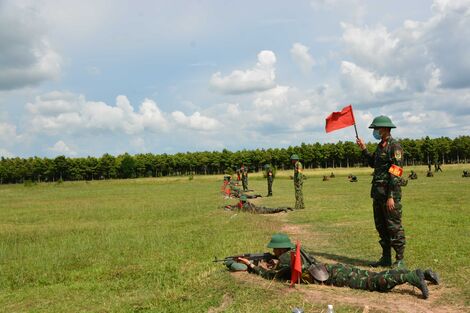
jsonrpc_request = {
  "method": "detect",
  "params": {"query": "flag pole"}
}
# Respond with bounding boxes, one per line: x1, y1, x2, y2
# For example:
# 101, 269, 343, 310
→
353, 123, 359, 139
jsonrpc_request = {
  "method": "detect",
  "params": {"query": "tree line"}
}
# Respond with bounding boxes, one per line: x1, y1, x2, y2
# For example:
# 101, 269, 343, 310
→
1, 136, 469, 184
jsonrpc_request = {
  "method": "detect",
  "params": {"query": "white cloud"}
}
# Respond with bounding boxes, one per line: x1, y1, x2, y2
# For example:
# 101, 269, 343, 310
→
290, 43, 316, 74
341, 61, 407, 95
0, 122, 20, 142
172, 111, 220, 131
340, 0, 470, 92
341, 23, 399, 70
210, 50, 276, 94
48, 140, 76, 156
27, 92, 169, 135
0, 2, 61, 90
226, 103, 240, 116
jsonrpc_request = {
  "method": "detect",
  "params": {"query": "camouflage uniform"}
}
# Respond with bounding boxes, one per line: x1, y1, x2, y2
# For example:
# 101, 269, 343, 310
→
294, 160, 305, 210
229, 183, 261, 199
266, 167, 274, 196
224, 199, 291, 214
241, 166, 249, 191
362, 136, 406, 264
250, 251, 427, 295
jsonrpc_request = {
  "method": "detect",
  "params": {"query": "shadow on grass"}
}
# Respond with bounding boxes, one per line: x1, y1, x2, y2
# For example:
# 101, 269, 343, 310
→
308, 250, 372, 267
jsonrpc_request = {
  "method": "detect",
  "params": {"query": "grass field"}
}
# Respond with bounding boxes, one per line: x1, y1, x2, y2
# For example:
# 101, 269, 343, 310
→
1, 165, 469, 312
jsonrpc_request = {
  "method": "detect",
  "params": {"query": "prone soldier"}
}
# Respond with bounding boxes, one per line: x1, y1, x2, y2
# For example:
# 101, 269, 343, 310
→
223, 195, 292, 214
225, 233, 439, 299
408, 170, 418, 180
348, 174, 357, 182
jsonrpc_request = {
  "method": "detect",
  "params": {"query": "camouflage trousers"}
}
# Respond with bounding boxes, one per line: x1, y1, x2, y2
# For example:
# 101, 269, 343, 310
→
373, 197, 406, 259
294, 181, 304, 210
325, 263, 411, 292
267, 177, 273, 195
242, 177, 248, 191
247, 206, 290, 214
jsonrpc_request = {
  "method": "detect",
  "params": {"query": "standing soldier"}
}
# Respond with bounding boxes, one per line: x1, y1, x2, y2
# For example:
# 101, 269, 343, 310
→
240, 164, 249, 191
291, 154, 304, 210
265, 164, 274, 196
356, 116, 406, 269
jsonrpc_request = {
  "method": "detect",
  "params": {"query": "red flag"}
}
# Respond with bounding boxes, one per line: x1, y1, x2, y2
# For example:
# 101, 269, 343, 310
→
325, 105, 356, 133
290, 240, 302, 287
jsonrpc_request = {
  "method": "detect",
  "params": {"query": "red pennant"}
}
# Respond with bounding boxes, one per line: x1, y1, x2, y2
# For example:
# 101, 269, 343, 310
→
290, 240, 302, 287
325, 105, 356, 133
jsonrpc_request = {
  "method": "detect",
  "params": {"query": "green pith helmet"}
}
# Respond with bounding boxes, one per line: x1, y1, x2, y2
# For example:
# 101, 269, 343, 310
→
267, 233, 294, 249
290, 154, 299, 160
368, 115, 396, 129
264, 164, 270, 169
240, 195, 247, 201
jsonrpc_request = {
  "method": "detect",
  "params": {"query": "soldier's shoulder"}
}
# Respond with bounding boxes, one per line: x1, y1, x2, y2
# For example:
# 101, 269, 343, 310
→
389, 138, 403, 150
279, 251, 292, 264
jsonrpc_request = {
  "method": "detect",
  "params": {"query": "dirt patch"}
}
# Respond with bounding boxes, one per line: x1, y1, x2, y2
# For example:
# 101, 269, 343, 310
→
207, 293, 233, 313
231, 223, 468, 313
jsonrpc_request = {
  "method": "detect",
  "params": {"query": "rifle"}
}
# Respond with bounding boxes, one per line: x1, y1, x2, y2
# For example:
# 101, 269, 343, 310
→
213, 252, 274, 264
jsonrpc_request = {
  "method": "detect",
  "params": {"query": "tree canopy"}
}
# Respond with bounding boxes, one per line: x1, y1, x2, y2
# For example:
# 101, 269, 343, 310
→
1, 136, 469, 184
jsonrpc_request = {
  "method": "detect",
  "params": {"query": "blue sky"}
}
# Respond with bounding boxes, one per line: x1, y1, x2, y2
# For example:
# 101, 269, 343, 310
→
1, 0, 470, 157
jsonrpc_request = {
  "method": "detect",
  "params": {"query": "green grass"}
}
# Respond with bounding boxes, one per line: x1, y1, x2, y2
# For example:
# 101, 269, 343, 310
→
1, 165, 469, 312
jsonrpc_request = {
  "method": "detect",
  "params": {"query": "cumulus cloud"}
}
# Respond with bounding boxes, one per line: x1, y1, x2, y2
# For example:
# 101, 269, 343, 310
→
340, 61, 407, 96
48, 140, 76, 156
290, 43, 316, 74
172, 111, 220, 131
26, 91, 222, 139
340, 0, 470, 93
26, 92, 169, 135
0, 2, 61, 90
210, 50, 277, 94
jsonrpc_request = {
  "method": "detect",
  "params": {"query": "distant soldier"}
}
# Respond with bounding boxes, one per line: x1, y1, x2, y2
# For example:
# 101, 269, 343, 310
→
264, 164, 274, 197
348, 174, 358, 182
426, 170, 434, 177
463, 170, 470, 177
223, 195, 292, 214
356, 115, 406, 269
291, 154, 305, 210
330, 172, 335, 178
408, 171, 418, 180
228, 233, 439, 299
427, 162, 432, 172
323, 175, 330, 181
436, 161, 442, 172
240, 165, 249, 191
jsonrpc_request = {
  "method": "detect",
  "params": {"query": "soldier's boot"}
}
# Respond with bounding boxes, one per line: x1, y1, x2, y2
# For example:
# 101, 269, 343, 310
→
424, 269, 440, 285
370, 247, 392, 267
406, 269, 429, 299
392, 249, 406, 269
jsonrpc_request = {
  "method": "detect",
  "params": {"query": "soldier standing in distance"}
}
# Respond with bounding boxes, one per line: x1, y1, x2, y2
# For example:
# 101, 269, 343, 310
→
291, 154, 304, 210
240, 164, 249, 191
265, 164, 274, 196
356, 116, 406, 269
